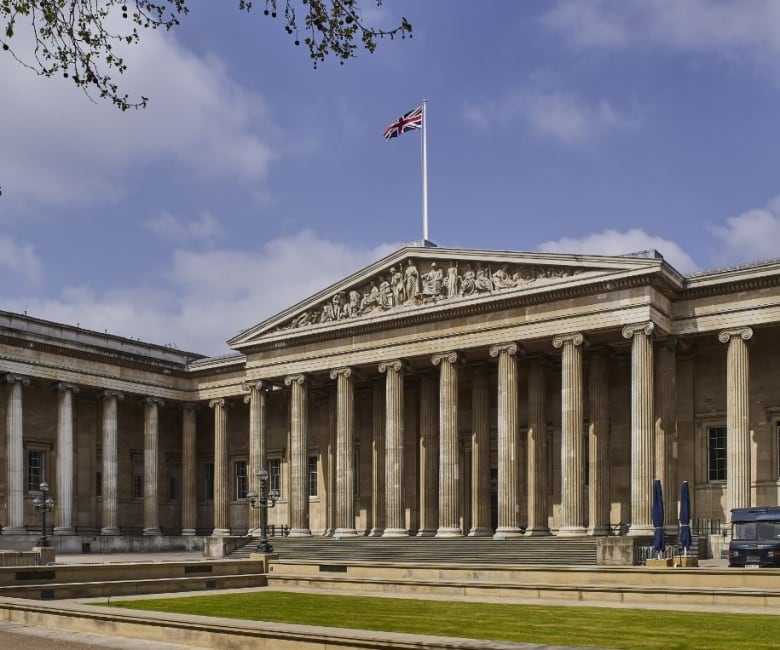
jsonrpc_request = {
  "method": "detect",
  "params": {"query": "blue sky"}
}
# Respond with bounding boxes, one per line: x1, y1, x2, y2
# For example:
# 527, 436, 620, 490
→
3, 0, 780, 355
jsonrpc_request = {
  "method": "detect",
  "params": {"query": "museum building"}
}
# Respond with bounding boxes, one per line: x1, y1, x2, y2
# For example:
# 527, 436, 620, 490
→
1, 243, 779, 547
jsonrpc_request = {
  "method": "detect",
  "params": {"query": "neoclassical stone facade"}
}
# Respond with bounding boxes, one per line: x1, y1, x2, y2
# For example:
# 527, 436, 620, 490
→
2, 245, 780, 546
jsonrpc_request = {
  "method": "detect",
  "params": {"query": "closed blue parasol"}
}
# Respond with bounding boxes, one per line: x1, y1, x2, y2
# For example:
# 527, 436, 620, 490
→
679, 480, 692, 555
652, 479, 665, 557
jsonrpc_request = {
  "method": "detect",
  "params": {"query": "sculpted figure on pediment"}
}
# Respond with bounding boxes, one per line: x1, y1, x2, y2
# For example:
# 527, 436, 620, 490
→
344, 290, 362, 318
320, 292, 346, 323
421, 262, 444, 301
445, 261, 459, 299
460, 264, 476, 296
404, 259, 420, 303
492, 264, 517, 290
360, 282, 381, 314
390, 267, 405, 305
378, 276, 394, 309
475, 264, 492, 293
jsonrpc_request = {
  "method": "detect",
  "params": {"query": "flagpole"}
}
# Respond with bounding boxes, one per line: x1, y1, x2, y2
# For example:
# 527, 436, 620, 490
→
421, 99, 429, 242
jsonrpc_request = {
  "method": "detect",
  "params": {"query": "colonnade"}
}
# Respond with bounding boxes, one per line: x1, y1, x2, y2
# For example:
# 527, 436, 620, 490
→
0, 323, 756, 537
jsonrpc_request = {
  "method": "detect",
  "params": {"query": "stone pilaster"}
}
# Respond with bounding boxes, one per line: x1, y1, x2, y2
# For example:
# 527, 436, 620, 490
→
4, 375, 29, 534
623, 322, 655, 536
719, 327, 753, 518
285, 374, 311, 537
417, 373, 438, 536
553, 333, 586, 536
379, 360, 407, 537
100, 390, 123, 535
370, 381, 386, 536
588, 351, 610, 536
469, 364, 492, 536
526, 357, 550, 536
244, 382, 267, 535
331, 367, 357, 537
209, 398, 230, 536
54, 382, 79, 535
433, 351, 461, 537
143, 397, 164, 536
490, 342, 523, 538
654, 339, 677, 533
181, 403, 198, 536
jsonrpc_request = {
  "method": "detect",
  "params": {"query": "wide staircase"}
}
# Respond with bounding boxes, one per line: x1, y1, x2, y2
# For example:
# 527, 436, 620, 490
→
231, 534, 599, 565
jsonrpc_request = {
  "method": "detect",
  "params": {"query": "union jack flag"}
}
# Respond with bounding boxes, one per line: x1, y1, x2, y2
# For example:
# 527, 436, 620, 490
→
383, 104, 423, 140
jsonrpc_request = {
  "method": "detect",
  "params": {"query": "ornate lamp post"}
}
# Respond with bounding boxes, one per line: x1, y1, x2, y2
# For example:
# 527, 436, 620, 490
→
246, 468, 279, 553
32, 481, 55, 547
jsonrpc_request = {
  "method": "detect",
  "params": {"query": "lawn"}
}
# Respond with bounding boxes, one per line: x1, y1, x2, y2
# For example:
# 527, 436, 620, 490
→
108, 591, 780, 649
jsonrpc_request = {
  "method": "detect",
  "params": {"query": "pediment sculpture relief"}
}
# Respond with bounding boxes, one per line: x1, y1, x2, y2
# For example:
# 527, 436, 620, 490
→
279, 259, 581, 332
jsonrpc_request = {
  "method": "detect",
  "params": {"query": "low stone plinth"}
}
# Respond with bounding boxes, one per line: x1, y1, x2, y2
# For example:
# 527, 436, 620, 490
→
645, 558, 673, 568
673, 555, 699, 568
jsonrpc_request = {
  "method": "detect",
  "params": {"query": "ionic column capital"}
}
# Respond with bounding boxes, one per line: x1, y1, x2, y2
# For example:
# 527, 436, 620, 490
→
552, 332, 584, 349
55, 382, 79, 394
378, 359, 403, 374
181, 401, 200, 411
622, 322, 654, 340
432, 351, 458, 366
329, 366, 353, 380
5, 374, 29, 387
718, 327, 753, 344
101, 390, 124, 401
284, 373, 308, 387
208, 398, 225, 409
489, 342, 518, 358
144, 396, 165, 407
242, 380, 268, 393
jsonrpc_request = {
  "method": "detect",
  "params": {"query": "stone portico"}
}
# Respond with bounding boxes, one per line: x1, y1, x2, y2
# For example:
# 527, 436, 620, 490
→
1, 244, 780, 546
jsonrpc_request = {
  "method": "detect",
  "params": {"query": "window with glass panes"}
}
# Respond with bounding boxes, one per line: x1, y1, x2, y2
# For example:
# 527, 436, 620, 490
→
234, 460, 248, 500
708, 426, 727, 482
27, 450, 45, 492
268, 458, 281, 496
202, 463, 214, 501
308, 456, 318, 497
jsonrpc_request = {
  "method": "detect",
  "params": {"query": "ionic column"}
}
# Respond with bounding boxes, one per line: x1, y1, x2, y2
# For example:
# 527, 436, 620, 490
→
554, 332, 586, 536
623, 322, 655, 536
331, 367, 357, 537
654, 339, 677, 533
143, 397, 164, 536
417, 373, 438, 536
719, 327, 753, 519
100, 390, 123, 535
433, 351, 461, 537
379, 360, 407, 537
209, 398, 230, 536
4, 375, 29, 534
285, 374, 311, 537
181, 402, 198, 536
470, 364, 492, 536
526, 357, 550, 536
490, 342, 523, 538
588, 350, 610, 536
244, 382, 267, 535
370, 381, 386, 536
54, 382, 79, 535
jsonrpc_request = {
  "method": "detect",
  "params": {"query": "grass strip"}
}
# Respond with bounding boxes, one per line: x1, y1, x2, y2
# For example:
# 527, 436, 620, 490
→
109, 591, 780, 649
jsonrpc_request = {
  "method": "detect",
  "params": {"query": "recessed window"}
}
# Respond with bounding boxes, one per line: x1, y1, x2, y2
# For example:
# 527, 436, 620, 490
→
708, 426, 727, 482
234, 460, 248, 500
26, 450, 45, 493
202, 463, 214, 502
268, 458, 281, 497
308, 456, 318, 498
169, 463, 181, 502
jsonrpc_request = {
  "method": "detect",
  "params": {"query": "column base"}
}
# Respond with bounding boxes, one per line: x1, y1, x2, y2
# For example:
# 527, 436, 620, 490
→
368, 528, 384, 537
100, 527, 121, 536
54, 527, 75, 535
2, 526, 25, 535
334, 528, 358, 538
416, 528, 436, 537
287, 528, 312, 537
468, 527, 493, 537
382, 528, 409, 538
524, 528, 552, 537
627, 524, 655, 536
435, 527, 463, 538
494, 527, 524, 539
587, 526, 611, 537
558, 526, 587, 537
211, 528, 230, 537
143, 528, 162, 536
181, 529, 196, 536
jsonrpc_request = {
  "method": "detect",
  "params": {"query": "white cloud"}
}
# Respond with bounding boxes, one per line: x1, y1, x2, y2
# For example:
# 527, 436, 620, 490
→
0, 28, 278, 207
0, 235, 44, 286
543, 0, 780, 59
538, 228, 698, 273
144, 210, 225, 246
710, 197, 780, 265
463, 85, 640, 144
1, 231, 400, 355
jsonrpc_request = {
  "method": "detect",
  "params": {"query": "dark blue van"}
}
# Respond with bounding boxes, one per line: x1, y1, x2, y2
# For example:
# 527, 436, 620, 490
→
729, 506, 780, 568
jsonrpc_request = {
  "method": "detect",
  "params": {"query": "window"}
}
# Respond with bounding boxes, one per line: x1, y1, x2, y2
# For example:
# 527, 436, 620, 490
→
234, 460, 248, 500
308, 455, 318, 498
169, 463, 181, 501
268, 458, 281, 497
27, 450, 45, 492
202, 463, 214, 501
708, 426, 727, 482
132, 460, 144, 500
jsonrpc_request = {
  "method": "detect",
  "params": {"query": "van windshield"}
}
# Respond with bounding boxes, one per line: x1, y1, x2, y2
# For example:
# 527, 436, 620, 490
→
733, 521, 780, 540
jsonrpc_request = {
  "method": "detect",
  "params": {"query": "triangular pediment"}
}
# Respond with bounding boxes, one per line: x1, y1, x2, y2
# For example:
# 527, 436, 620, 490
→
228, 245, 677, 350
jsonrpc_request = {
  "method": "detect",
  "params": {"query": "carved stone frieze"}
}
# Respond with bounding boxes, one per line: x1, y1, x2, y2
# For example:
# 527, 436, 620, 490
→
276, 258, 581, 333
